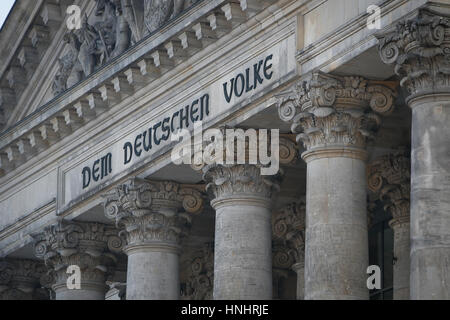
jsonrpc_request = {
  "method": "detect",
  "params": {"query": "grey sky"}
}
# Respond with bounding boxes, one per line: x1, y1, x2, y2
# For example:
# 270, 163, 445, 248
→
0, 0, 16, 29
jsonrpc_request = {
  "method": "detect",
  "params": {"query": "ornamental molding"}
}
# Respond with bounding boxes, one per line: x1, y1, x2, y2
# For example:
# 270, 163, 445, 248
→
33, 220, 124, 286
377, 8, 450, 101
272, 201, 306, 267
181, 243, 214, 300
103, 178, 205, 247
367, 150, 410, 226
274, 71, 397, 151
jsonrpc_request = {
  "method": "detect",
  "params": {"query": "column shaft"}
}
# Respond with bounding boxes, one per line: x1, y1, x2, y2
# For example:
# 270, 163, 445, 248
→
213, 198, 272, 299
305, 152, 369, 299
391, 220, 410, 300
410, 95, 450, 299
126, 247, 179, 300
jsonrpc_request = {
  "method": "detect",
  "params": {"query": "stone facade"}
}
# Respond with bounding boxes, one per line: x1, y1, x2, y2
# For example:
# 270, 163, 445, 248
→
0, 0, 449, 300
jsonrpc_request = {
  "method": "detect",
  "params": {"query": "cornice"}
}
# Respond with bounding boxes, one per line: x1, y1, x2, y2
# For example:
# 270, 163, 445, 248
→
0, 0, 278, 179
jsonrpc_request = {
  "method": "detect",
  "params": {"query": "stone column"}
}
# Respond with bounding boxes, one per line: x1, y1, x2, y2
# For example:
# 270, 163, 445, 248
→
200, 164, 280, 300
0, 259, 50, 300
275, 72, 396, 299
34, 221, 124, 300
368, 151, 411, 299
103, 179, 204, 300
272, 201, 306, 300
378, 8, 450, 299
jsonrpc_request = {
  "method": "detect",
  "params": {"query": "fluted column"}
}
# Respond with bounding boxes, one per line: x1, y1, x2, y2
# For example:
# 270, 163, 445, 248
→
368, 151, 411, 299
276, 72, 396, 299
103, 179, 204, 300
0, 259, 50, 300
200, 164, 280, 300
272, 201, 306, 300
34, 221, 124, 300
378, 8, 450, 299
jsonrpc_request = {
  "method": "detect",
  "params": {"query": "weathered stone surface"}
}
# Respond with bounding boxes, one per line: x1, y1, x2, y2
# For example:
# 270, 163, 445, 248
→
275, 72, 396, 300
0, 259, 50, 300
200, 164, 281, 300
272, 201, 306, 299
377, 8, 450, 300
33, 221, 124, 300
103, 178, 204, 300
368, 151, 411, 300
181, 243, 214, 300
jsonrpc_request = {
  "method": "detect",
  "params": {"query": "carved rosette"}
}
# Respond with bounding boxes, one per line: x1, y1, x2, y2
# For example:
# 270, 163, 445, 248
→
181, 244, 214, 300
33, 221, 124, 290
275, 72, 396, 155
367, 151, 411, 228
272, 202, 306, 268
377, 9, 450, 100
0, 259, 50, 300
103, 178, 204, 249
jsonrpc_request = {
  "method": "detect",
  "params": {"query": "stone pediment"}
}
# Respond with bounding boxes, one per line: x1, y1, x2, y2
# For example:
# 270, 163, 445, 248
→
0, 0, 275, 177
0, 0, 204, 132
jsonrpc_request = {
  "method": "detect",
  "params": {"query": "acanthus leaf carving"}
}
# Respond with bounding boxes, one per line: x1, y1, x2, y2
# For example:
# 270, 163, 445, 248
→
181, 243, 214, 300
0, 259, 50, 300
33, 220, 124, 287
272, 201, 306, 267
367, 150, 411, 226
274, 72, 397, 151
103, 178, 204, 247
377, 9, 450, 100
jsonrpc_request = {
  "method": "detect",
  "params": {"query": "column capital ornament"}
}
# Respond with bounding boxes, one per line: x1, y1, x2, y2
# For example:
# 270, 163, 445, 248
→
274, 72, 397, 154
202, 164, 281, 207
0, 259, 49, 300
181, 243, 214, 300
272, 201, 306, 268
33, 221, 124, 289
103, 178, 205, 249
367, 151, 411, 227
377, 8, 450, 101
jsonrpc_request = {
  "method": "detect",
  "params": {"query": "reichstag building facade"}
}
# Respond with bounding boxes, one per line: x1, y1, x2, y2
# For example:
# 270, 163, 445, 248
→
0, 0, 449, 300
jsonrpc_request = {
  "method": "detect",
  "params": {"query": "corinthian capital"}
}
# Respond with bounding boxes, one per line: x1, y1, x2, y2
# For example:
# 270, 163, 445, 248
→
275, 72, 396, 152
377, 9, 450, 100
33, 221, 124, 288
0, 259, 49, 300
367, 150, 410, 227
201, 164, 281, 206
103, 178, 205, 248
272, 201, 306, 266
181, 243, 214, 301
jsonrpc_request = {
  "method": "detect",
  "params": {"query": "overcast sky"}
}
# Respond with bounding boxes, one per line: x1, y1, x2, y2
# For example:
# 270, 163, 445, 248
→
0, 0, 16, 29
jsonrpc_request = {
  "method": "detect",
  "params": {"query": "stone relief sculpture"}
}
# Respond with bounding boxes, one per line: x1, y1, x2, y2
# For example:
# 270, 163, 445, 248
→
52, 0, 200, 96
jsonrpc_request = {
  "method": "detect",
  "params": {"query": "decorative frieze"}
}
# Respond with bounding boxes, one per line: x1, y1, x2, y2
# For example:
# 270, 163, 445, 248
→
181, 244, 214, 300
275, 72, 397, 153
377, 9, 450, 101
103, 179, 204, 248
33, 221, 124, 290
